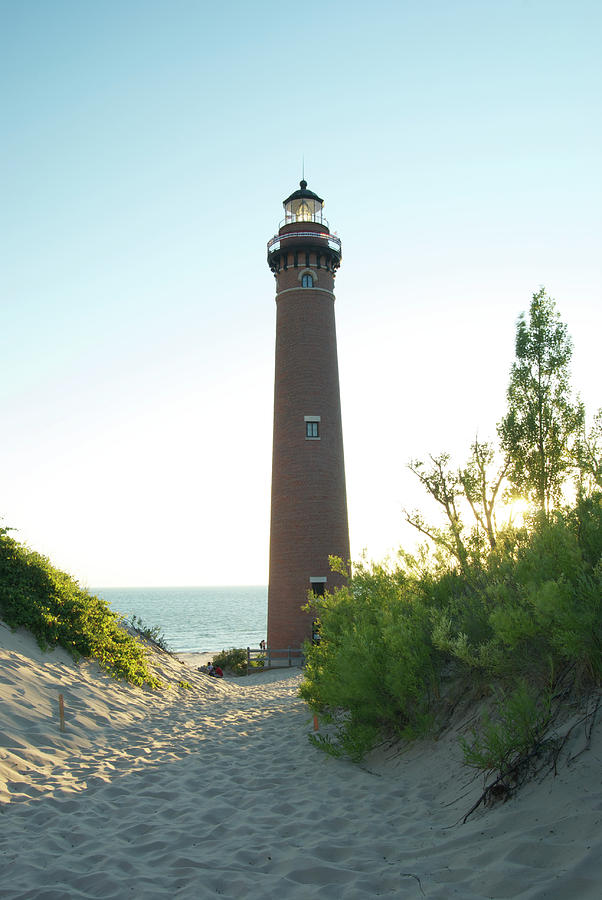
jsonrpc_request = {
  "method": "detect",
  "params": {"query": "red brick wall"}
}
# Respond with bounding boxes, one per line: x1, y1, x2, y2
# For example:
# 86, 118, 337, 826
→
267, 230, 350, 650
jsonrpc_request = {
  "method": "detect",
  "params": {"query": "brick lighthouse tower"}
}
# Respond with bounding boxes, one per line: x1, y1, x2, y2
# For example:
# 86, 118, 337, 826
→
266, 180, 350, 651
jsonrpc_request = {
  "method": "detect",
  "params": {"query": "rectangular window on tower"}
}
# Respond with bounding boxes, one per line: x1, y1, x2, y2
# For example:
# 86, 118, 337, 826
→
310, 577, 327, 598
304, 415, 320, 440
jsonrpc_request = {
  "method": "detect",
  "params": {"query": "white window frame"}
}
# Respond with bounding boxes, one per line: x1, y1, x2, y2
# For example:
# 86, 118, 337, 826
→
304, 415, 321, 440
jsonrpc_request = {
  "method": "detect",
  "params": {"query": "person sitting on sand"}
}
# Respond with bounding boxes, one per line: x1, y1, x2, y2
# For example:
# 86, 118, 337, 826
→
206, 661, 215, 676
213, 665, 224, 677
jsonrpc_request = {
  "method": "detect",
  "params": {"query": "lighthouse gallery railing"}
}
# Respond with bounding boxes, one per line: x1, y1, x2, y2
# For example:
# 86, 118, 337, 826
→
267, 232, 342, 254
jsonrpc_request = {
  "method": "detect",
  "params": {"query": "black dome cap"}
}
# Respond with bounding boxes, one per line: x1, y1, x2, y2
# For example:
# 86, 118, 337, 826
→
283, 180, 324, 205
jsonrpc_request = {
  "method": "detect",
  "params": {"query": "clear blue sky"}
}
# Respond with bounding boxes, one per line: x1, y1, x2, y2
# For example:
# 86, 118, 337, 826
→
2, 0, 600, 586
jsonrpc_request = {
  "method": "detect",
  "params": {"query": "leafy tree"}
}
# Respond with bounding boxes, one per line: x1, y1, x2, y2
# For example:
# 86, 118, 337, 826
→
574, 408, 602, 496
498, 288, 583, 514
405, 453, 468, 567
459, 439, 508, 550
405, 440, 507, 566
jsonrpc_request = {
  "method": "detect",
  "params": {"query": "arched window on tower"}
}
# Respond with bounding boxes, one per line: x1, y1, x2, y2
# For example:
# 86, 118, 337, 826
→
301, 273, 314, 288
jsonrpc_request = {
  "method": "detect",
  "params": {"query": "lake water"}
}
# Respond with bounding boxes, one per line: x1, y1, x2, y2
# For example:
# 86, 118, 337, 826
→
93, 586, 267, 654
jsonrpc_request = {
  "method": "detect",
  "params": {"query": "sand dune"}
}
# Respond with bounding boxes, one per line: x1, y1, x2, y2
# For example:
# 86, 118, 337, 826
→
1, 620, 601, 898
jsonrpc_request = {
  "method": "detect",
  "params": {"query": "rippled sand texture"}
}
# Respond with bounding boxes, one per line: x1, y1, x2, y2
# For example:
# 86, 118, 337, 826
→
1, 621, 601, 899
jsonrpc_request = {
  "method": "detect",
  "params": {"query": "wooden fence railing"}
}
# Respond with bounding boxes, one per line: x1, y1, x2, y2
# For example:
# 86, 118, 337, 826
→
246, 646, 305, 675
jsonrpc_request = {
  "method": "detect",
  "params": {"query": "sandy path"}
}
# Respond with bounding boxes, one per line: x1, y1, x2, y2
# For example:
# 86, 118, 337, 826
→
1, 623, 601, 898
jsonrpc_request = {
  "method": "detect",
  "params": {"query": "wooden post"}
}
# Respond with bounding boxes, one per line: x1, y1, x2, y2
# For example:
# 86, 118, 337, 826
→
58, 694, 65, 732
313, 714, 319, 731
247, 647, 250, 676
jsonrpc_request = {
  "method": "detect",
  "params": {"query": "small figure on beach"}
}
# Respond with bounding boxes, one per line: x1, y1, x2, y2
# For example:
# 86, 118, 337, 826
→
205, 661, 223, 677
260, 639, 266, 651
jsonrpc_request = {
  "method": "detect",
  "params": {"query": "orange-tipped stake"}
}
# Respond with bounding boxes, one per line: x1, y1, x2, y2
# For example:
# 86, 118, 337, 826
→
58, 694, 65, 732
313, 714, 319, 732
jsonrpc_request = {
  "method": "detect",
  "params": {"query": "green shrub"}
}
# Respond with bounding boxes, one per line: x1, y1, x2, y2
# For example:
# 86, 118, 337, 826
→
128, 615, 170, 651
210, 648, 265, 675
301, 497, 601, 763
211, 647, 248, 675
0, 530, 160, 688
300, 560, 443, 760
431, 507, 602, 682
460, 681, 552, 776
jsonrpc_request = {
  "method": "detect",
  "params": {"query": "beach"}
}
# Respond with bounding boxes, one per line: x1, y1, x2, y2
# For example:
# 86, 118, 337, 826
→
1, 621, 601, 899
